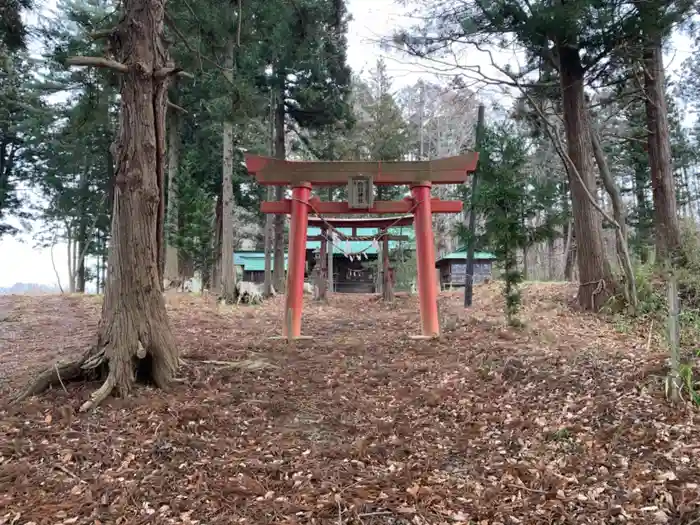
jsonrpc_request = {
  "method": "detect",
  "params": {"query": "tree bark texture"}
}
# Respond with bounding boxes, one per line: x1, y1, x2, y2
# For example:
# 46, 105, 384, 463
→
589, 117, 637, 310
76, 161, 89, 293
273, 85, 286, 292
220, 39, 237, 303
211, 192, 222, 292
164, 91, 180, 285
17, 0, 179, 410
382, 232, 394, 301
156, 112, 166, 285
558, 45, 615, 310
92, 0, 178, 403
633, 158, 651, 263
263, 186, 274, 296
643, 40, 682, 264
563, 224, 576, 281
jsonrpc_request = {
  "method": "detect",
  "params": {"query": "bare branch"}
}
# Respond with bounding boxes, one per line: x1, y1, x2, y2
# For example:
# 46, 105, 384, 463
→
66, 56, 128, 73
168, 100, 187, 113
383, 39, 554, 90
155, 67, 183, 78
164, 12, 234, 85
49, 233, 65, 295
88, 28, 116, 39
523, 91, 618, 228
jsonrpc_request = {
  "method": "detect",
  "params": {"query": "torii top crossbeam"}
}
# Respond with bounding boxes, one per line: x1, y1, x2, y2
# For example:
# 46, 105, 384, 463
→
244, 153, 478, 185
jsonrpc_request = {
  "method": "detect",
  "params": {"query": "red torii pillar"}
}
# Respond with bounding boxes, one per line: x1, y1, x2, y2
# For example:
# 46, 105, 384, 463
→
244, 153, 479, 339
284, 183, 312, 338
411, 182, 439, 336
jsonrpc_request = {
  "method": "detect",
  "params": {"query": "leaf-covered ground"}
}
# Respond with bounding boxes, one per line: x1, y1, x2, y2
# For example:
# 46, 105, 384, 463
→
1, 283, 699, 525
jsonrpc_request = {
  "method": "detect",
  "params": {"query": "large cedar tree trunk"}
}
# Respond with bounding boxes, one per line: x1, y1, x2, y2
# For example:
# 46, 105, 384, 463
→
558, 45, 615, 310
643, 40, 682, 264
17, 0, 179, 410
220, 40, 237, 303
272, 84, 286, 292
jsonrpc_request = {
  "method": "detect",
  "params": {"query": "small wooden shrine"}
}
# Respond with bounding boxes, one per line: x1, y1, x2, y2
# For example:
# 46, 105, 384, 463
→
307, 215, 413, 301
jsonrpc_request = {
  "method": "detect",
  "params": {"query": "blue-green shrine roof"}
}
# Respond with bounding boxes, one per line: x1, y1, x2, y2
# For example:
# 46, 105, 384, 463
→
234, 252, 288, 272
305, 226, 414, 255
435, 248, 497, 263
233, 226, 415, 271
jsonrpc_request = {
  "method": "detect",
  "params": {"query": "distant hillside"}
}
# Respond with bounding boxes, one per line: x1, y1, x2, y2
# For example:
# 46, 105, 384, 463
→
0, 282, 60, 295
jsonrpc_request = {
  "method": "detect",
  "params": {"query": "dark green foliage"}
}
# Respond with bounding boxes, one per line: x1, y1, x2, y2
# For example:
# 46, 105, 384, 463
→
0, 51, 50, 237
170, 156, 217, 284
461, 123, 532, 325
619, 91, 654, 261
355, 62, 410, 201
400, 0, 696, 135
36, 84, 113, 238
399, 0, 633, 88
1, 0, 350, 292
164, 0, 353, 271
28, 0, 117, 285
360, 61, 409, 163
259, 0, 352, 129
390, 244, 416, 292
0, 0, 32, 52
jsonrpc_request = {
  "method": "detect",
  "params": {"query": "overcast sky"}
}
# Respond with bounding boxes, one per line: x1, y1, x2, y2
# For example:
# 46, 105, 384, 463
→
0, 0, 694, 288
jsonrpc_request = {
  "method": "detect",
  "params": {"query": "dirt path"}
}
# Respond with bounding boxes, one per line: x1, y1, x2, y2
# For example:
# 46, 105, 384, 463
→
0, 284, 698, 524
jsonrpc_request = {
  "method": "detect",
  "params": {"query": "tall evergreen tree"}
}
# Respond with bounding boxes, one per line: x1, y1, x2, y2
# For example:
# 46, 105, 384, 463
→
627, 0, 693, 266
257, 0, 353, 292
352, 60, 410, 200
398, 0, 628, 309
30, 0, 120, 291
0, 51, 49, 238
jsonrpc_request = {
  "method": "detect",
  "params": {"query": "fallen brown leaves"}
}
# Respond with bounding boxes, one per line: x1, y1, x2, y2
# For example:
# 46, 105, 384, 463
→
1, 283, 699, 524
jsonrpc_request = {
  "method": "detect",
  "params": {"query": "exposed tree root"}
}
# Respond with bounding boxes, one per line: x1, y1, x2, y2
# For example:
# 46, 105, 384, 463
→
191, 358, 277, 371
13, 343, 108, 405
79, 373, 116, 412
14, 360, 85, 402
14, 316, 178, 411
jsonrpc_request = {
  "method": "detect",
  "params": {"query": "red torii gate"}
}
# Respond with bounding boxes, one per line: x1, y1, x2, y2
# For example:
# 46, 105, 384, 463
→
245, 153, 479, 339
